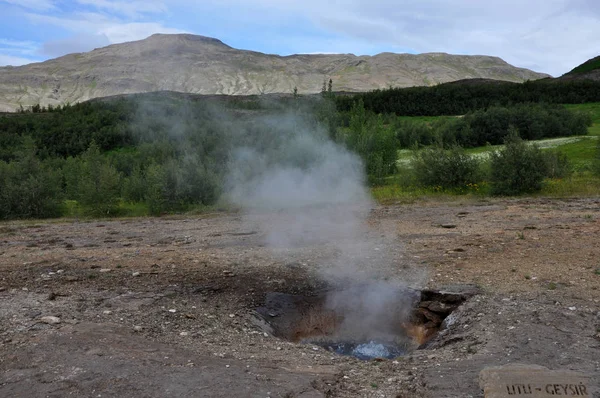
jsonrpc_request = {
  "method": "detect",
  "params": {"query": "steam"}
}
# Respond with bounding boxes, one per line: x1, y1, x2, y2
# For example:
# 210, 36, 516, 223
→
131, 94, 424, 343
226, 110, 424, 343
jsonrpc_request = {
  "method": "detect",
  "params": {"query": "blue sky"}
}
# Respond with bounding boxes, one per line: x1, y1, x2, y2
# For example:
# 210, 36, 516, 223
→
1, 0, 599, 76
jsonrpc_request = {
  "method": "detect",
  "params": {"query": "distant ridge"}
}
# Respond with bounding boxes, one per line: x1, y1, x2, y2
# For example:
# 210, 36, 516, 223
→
0, 33, 550, 112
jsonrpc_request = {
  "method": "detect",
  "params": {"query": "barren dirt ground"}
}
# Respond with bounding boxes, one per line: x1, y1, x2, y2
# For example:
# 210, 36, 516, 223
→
1, 197, 599, 397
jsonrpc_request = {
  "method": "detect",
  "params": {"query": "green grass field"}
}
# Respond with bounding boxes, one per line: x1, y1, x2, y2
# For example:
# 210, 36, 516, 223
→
380, 103, 600, 200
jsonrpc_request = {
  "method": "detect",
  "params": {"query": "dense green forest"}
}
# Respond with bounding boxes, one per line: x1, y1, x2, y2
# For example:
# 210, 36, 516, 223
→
335, 79, 600, 116
1, 77, 599, 220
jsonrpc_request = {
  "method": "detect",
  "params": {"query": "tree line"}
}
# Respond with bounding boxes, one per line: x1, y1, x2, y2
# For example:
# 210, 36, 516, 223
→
335, 79, 600, 116
0, 85, 598, 220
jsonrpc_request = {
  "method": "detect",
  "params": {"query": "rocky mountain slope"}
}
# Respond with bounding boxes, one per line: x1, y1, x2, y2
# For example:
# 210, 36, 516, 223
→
0, 34, 549, 112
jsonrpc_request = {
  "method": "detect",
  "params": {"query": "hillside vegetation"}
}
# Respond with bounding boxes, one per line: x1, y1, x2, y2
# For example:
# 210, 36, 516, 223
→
564, 55, 600, 76
1, 78, 600, 220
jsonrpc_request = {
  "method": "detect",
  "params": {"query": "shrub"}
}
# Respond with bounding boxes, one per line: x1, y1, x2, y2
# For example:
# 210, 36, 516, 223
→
0, 142, 63, 219
411, 145, 481, 190
489, 130, 547, 195
75, 142, 121, 216
342, 100, 400, 181
594, 140, 600, 177
543, 150, 571, 179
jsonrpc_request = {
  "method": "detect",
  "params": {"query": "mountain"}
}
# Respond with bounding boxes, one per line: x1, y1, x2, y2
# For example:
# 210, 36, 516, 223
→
0, 34, 550, 112
559, 55, 600, 81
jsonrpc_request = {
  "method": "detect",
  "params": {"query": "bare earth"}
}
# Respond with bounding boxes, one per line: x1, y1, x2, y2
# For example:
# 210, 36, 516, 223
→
0, 197, 599, 397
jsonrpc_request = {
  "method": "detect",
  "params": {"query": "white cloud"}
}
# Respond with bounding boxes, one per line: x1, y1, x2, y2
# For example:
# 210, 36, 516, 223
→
25, 11, 186, 49
0, 38, 39, 55
2, 0, 599, 75
100, 22, 185, 43
0, 0, 55, 11
41, 34, 111, 57
0, 54, 39, 66
75, 0, 167, 18
182, 0, 600, 75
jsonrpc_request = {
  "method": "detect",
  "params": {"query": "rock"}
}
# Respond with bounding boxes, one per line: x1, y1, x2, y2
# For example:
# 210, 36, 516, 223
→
132, 272, 140, 277
417, 308, 443, 325
40, 316, 61, 325
133, 325, 143, 332
479, 364, 594, 397
427, 301, 452, 314
440, 223, 457, 229
168, 309, 177, 313
99, 268, 111, 273
179, 331, 189, 336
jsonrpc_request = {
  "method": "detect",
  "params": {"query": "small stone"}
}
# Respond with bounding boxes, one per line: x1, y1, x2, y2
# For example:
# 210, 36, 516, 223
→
568, 306, 576, 311
229, 314, 235, 318
225, 364, 230, 368
440, 223, 457, 229
0, 287, 5, 292
132, 272, 140, 277
133, 325, 143, 332
99, 268, 111, 273
102, 310, 112, 315
179, 331, 189, 336
168, 309, 177, 313
40, 316, 61, 325
65, 276, 79, 282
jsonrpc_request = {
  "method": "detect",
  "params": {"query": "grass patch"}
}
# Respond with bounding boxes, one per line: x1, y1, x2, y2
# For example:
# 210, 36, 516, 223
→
371, 182, 487, 204
396, 115, 456, 124
541, 175, 600, 197
117, 201, 149, 217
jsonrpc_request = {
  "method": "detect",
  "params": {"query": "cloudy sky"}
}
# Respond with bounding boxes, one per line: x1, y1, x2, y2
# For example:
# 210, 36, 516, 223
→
0, 0, 598, 76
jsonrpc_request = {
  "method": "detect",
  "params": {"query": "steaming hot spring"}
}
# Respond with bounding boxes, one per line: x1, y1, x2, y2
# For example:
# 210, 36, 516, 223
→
255, 283, 473, 360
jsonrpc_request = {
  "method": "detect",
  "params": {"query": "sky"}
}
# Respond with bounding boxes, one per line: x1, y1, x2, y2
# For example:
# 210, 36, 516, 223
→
0, 0, 599, 76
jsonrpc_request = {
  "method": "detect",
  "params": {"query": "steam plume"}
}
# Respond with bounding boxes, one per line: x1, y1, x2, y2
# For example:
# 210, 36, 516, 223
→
226, 109, 424, 343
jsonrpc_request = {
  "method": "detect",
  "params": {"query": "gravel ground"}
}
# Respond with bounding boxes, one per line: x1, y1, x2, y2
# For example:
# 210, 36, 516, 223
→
0, 197, 599, 397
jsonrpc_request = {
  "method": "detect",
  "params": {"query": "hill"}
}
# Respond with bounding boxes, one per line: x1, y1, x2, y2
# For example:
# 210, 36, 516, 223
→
0, 34, 549, 112
559, 55, 600, 81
